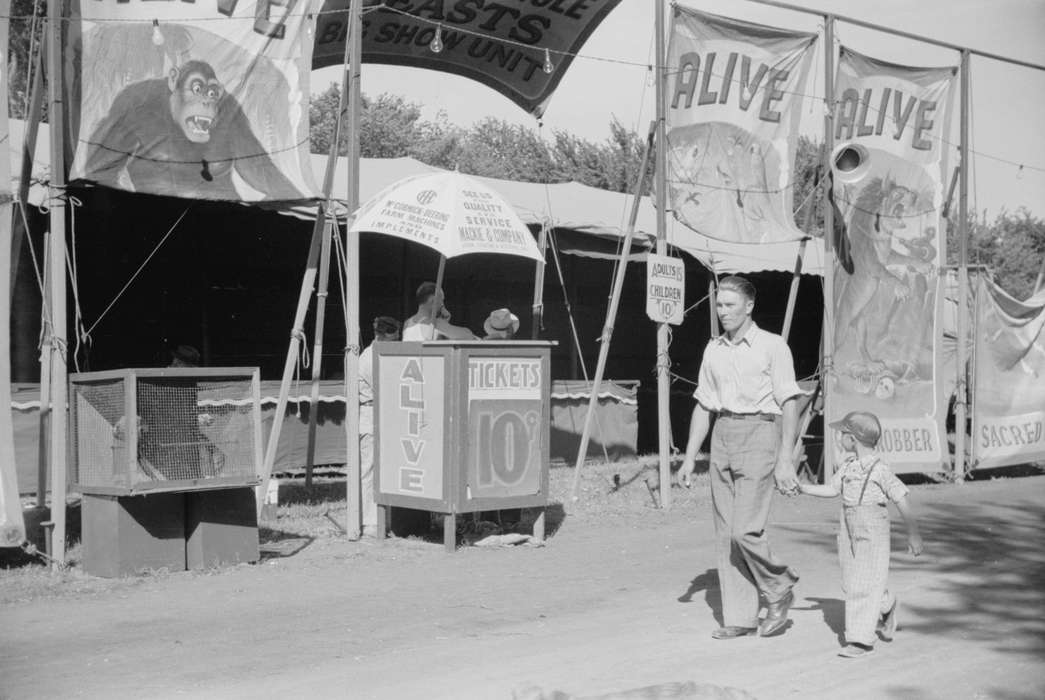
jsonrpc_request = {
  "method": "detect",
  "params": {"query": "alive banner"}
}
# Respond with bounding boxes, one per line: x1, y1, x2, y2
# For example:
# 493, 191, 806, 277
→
67, 0, 320, 203
665, 6, 816, 245
972, 276, 1045, 469
828, 47, 956, 473
313, 0, 622, 118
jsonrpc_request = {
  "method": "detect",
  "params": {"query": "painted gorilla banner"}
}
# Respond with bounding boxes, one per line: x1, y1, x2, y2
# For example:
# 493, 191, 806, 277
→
68, 0, 320, 202
664, 7, 816, 245
828, 47, 956, 473
972, 277, 1045, 469
313, 0, 622, 117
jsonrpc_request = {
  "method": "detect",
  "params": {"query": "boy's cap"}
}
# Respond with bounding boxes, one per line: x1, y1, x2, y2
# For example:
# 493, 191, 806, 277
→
829, 411, 882, 447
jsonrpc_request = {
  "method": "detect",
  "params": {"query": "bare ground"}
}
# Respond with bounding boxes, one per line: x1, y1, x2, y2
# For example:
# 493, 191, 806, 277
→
2, 461, 1044, 700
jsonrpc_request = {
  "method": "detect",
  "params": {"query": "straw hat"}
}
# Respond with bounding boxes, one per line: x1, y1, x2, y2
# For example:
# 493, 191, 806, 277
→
483, 308, 520, 337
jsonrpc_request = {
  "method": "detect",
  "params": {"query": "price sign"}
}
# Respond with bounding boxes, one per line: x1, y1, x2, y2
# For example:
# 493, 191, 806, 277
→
646, 254, 685, 325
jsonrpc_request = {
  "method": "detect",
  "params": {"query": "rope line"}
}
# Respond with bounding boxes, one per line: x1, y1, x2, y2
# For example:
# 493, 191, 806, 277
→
82, 206, 191, 337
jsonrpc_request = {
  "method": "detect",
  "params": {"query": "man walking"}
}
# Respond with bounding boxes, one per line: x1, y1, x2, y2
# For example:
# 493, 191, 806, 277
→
678, 275, 803, 639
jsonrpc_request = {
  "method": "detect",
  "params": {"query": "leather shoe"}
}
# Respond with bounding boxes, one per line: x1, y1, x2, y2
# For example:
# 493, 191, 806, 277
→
759, 589, 795, 637
711, 625, 757, 640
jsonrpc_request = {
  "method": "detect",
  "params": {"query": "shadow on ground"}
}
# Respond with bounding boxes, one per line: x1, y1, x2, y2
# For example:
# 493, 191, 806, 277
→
781, 490, 1045, 682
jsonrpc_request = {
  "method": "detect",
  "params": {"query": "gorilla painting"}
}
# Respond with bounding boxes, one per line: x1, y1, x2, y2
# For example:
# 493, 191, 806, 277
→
84, 60, 305, 202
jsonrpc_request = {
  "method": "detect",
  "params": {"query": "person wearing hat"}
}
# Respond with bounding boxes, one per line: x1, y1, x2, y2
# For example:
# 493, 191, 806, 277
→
798, 410, 923, 659
169, 344, 201, 367
677, 275, 804, 640
483, 308, 520, 340
359, 316, 402, 536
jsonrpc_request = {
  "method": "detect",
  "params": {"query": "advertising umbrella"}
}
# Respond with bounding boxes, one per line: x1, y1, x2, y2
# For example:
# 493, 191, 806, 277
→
348, 170, 543, 262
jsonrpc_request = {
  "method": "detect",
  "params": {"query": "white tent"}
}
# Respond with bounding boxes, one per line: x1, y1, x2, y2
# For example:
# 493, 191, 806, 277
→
11, 120, 822, 276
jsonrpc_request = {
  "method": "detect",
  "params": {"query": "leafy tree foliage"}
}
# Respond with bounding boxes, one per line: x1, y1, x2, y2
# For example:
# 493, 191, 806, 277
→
951, 208, 1045, 300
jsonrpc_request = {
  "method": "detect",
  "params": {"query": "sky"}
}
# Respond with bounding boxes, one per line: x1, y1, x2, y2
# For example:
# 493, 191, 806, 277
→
314, 0, 1045, 219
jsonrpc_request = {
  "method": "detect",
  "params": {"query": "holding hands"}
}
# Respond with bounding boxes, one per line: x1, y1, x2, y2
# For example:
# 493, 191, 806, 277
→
774, 454, 800, 496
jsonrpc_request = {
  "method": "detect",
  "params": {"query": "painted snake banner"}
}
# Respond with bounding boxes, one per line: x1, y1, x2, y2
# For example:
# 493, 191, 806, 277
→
665, 6, 816, 244
828, 47, 956, 473
68, 0, 320, 202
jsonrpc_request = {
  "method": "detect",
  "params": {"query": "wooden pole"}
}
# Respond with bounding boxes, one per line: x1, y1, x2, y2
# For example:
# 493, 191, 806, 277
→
954, 49, 970, 482
781, 239, 807, 341
343, 0, 363, 539
303, 221, 333, 489
1035, 255, 1045, 294
569, 123, 656, 501
530, 223, 549, 339
653, 1, 672, 508
821, 16, 836, 480
45, 0, 68, 566
36, 232, 51, 507
257, 2, 355, 510
9, 30, 45, 302
708, 275, 718, 337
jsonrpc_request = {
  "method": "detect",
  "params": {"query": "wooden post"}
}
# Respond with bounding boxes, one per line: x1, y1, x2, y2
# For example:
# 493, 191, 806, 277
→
343, 0, 364, 539
708, 276, 718, 337
653, 0, 672, 508
45, 0, 68, 566
953, 49, 970, 482
821, 15, 836, 480
530, 223, 549, 339
781, 239, 807, 341
9, 27, 44, 302
304, 222, 334, 489
569, 123, 656, 501
257, 1, 355, 511
36, 232, 51, 507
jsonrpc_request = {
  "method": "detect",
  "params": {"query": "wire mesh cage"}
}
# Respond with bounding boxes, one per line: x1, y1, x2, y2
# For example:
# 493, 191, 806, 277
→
70, 368, 263, 494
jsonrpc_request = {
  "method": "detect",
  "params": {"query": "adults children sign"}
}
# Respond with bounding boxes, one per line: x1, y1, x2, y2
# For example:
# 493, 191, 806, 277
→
646, 254, 685, 325
313, 0, 623, 117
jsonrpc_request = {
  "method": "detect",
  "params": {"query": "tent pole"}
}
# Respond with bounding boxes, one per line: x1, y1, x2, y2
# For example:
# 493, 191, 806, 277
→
1035, 255, 1045, 294
708, 275, 718, 336
821, 15, 837, 481
45, 0, 68, 566
953, 49, 970, 482
653, 0, 672, 508
258, 0, 355, 511
303, 222, 334, 489
781, 240, 806, 341
343, 0, 363, 539
35, 232, 51, 507
530, 222, 548, 339
569, 122, 656, 502
9, 29, 44, 303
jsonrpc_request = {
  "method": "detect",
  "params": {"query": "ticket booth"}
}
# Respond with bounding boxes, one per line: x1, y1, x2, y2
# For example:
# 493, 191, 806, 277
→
373, 340, 552, 551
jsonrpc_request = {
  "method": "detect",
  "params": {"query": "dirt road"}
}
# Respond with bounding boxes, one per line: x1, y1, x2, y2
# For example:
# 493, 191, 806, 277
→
3, 472, 1044, 699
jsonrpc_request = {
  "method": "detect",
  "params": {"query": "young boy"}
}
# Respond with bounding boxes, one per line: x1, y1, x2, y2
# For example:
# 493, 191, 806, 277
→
798, 410, 923, 658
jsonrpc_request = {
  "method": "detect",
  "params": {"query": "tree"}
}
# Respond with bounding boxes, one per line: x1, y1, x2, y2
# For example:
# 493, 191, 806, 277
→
951, 208, 1045, 300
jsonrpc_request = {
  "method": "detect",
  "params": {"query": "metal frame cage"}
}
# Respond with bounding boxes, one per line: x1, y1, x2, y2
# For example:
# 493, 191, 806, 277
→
69, 367, 263, 495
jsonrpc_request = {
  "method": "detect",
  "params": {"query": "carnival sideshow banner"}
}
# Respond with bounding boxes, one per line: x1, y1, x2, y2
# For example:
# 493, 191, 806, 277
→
829, 48, 956, 472
68, 0, 320, 202
665, 7, 816, 244
313, 0, 623, 117
972, 277, 1045, 469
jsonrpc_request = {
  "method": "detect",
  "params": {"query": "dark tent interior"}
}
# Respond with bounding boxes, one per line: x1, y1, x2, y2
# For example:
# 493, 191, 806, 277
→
11, 185, 825, 454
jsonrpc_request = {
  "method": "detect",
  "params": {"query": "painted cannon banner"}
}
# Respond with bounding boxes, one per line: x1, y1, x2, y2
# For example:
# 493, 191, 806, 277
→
972, 277, 1045, 469
314, 0, 622, 117
828, 47, 956, 473
664, 6, 816, 245
68, 0, 320, 202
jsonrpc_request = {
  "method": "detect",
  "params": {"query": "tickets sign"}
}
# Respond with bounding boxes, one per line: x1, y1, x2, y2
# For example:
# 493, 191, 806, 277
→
466, 357, 543, 499
646, 254, 685, 325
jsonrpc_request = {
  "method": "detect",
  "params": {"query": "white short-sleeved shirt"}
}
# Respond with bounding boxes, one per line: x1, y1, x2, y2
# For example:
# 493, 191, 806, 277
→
831, 455, 909, 507
692, 323, 804, 415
